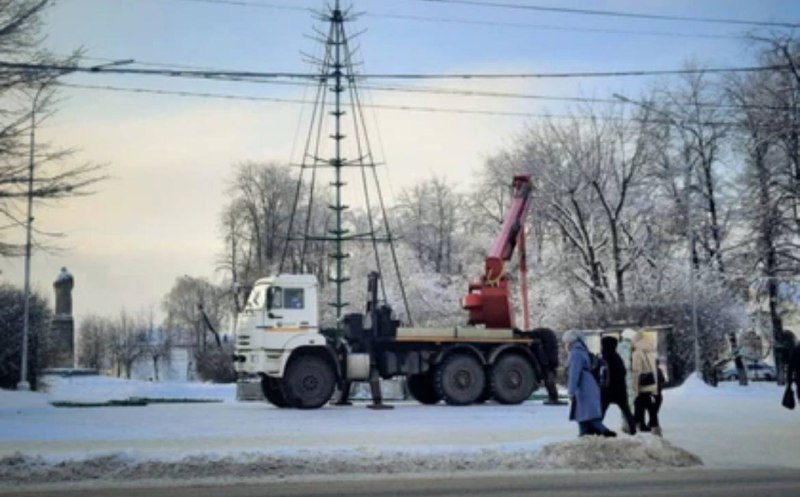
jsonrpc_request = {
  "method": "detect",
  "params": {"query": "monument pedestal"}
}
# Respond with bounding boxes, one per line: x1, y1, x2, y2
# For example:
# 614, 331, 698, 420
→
49, 316, 75, 369
50, 267, 75, 369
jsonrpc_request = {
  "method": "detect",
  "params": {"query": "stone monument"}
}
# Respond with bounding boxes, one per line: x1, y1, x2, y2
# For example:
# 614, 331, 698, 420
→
50, 267, 75, 368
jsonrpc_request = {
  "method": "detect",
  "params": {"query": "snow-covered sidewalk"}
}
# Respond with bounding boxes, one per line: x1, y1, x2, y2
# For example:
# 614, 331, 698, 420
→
0, 375, 797, 488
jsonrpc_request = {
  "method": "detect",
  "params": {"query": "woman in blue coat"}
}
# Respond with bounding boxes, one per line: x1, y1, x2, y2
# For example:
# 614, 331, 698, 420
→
563, 330, 616, 437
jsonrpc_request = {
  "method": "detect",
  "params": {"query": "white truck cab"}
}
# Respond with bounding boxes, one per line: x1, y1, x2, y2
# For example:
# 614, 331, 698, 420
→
234, 274, 327, 379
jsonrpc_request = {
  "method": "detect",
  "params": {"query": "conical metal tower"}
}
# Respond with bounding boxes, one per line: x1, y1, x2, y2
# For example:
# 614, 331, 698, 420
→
280, 0, 411, 327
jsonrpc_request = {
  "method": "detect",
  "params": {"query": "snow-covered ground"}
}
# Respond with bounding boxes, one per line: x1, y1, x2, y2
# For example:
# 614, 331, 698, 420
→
0, 375, 797, 489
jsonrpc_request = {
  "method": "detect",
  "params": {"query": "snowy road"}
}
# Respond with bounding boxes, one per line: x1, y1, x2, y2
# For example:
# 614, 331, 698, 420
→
1, 375, 799, 489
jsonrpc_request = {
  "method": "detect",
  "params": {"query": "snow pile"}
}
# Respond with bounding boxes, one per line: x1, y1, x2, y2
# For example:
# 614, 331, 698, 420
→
41, 375, 235, 403
0, 436, 701, 486
538, 435, 702, 470
667, 373, 721, 399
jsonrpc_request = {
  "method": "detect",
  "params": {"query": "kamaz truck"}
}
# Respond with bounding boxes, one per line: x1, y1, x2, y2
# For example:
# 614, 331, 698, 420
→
232, 176, 559, 409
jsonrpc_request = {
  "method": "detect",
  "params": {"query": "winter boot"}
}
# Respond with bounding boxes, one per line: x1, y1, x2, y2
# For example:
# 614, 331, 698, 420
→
651, 426, 663, 437
602, 429, 617, 438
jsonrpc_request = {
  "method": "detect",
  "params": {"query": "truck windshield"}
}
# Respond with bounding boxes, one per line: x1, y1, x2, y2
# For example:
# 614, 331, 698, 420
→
245, 285, 267, 310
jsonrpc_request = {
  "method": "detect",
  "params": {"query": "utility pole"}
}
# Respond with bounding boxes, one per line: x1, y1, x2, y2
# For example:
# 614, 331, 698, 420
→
17, 59, 132, 390
16, 82, 47, 391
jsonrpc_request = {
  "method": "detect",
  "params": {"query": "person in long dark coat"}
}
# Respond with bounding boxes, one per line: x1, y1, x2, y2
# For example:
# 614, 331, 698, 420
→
600, 335, 636, 435
564, 330, 616, 437
789, 343, 800, 399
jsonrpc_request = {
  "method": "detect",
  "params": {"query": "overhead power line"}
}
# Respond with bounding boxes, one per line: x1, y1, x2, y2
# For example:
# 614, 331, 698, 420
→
1, 60, 791, 81
56, 82, 576, 118
369, 12, 742, 40
58, 82, 766, 126
61, 55, 796, 111
162, 0, 308, 11
416, 0, 800, 29
150, 0, 743, 40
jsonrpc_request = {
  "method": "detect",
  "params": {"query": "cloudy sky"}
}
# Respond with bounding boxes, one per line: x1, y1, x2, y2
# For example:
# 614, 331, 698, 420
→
1, 0, 798, 322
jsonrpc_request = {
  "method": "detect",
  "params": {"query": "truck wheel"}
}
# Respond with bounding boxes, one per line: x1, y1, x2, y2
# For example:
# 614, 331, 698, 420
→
282, 355, 336, 409
490, 353, 536, 405
407, 372, 442, 405
260, 375, 290, 408
435, 353, 485, 406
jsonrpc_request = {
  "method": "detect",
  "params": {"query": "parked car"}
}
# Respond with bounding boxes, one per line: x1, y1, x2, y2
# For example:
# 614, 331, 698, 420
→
720, 362, 776, 381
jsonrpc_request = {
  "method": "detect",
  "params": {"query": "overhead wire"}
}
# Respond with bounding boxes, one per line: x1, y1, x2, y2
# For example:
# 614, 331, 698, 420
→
414, 0, 800, 29
1, 60, 791, 80
366, 12, 743, 40
56, 54, 799, 112
159, 0, 308, 11
57, 81, 771, 127
146, 0, 747, 40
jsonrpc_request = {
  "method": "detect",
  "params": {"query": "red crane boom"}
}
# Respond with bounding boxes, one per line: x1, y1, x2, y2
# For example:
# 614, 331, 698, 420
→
462, 175, 534, 329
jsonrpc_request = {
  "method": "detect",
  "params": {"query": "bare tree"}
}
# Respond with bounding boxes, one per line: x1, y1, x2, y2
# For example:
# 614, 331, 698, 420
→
507, 114, 614, 304
396, 176, 466, 275
650, 68, 733, 274
76, 314, 109, 371
140, 307, 171, 381
107, 311, 147, 379
162, 275, 227, 353
0, 1, 105, 255
727, 58, 800, 384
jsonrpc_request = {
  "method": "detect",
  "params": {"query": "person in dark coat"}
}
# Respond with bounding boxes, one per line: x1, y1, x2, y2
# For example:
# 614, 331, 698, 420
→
789, 343, 800, 399
600, 336, 636, 435
563, 330, 616, 437
532, 328, 566, 405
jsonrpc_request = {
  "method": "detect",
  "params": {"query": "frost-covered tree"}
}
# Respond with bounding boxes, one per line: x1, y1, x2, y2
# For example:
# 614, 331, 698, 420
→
726, 39, 800, 384
395, 176, 469, 276
484, 104, 657, 306
648, 68, 734, 274
218, 162, 296, 285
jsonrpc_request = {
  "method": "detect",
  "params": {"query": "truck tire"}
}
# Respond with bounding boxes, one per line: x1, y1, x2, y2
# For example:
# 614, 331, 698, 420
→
407, 372, 442, 405
260, 375, 290, 408
282, 354, 336, 409
490, 353, 536, 405
435, 353, 485, 406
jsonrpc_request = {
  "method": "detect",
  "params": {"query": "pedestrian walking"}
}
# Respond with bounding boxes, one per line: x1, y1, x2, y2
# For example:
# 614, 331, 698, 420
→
563, 330, 616, 438
600, 335, 636, 435
631, 331, 662, 436
784, 342, 800, 409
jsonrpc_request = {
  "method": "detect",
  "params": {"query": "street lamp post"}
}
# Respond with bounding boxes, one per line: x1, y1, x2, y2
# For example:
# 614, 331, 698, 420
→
17, 82, 49, 391
16, 59, 133, 391
613, 93, 703, 377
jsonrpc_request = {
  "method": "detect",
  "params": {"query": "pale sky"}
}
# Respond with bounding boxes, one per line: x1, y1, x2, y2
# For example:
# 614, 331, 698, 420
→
1, 0, 798, 323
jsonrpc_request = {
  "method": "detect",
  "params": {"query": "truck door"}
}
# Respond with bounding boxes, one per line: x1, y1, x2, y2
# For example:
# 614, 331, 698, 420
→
267, 286, 311, 329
